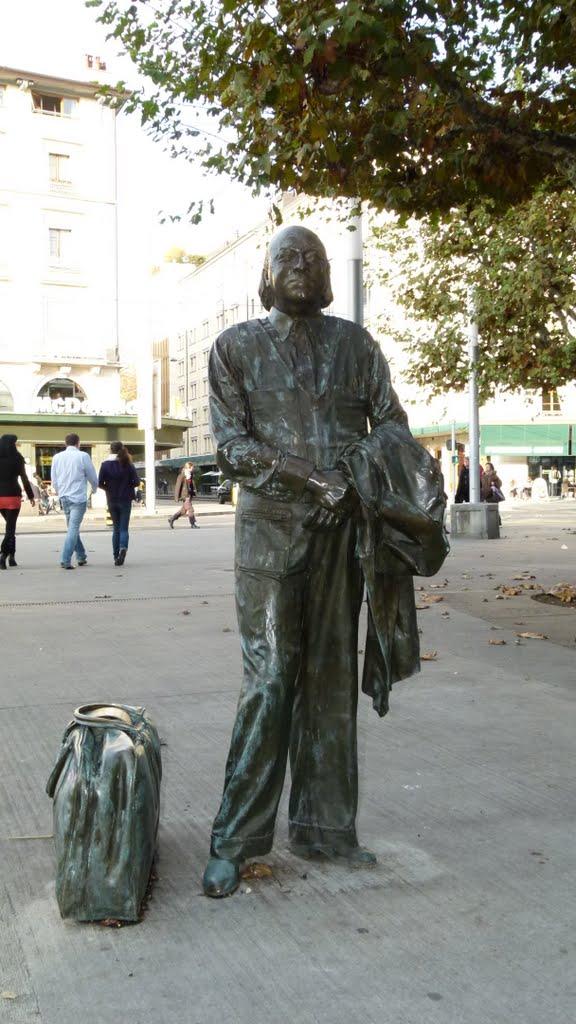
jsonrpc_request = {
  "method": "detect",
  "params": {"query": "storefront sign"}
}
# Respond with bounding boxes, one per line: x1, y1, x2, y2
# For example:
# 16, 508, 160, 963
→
33, 397, 139, 416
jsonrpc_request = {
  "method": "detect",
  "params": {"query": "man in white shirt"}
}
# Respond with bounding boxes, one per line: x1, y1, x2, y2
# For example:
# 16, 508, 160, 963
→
51, 433, 98, 569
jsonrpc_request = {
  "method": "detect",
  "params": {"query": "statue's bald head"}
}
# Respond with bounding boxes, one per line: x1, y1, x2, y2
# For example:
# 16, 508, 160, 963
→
259, 226, 333, 314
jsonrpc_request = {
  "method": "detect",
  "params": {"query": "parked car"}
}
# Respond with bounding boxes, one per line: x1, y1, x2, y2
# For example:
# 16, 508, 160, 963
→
217, 479, 232, 504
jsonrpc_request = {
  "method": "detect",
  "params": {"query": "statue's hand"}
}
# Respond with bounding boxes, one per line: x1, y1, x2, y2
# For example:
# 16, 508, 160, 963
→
303, 506, 348, 531
306, 469, 355, 512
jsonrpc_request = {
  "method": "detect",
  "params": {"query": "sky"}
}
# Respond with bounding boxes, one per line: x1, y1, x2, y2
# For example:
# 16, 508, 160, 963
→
0, 0, 270, 263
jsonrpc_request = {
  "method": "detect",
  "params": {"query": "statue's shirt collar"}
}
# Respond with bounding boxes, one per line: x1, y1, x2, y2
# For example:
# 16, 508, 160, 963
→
268, 306, 323, 342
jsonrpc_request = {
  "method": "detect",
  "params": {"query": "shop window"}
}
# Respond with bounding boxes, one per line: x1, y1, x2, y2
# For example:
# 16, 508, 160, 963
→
542, 388, 561, 413
0, 380, 14, 411
36, 444, 91, 481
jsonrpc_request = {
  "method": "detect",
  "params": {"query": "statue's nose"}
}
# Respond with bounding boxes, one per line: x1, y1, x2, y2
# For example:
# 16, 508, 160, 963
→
293, 251, 306, 268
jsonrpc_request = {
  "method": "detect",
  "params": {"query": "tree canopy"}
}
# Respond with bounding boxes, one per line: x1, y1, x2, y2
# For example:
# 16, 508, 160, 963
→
374, 188, 576, 399
89, 0, 576, 217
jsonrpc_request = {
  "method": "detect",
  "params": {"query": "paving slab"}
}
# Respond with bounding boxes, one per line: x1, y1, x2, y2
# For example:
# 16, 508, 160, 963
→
0, 506, 575, 1024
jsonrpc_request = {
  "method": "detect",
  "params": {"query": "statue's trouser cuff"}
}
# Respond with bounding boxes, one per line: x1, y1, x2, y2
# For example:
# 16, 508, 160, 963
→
288, 822, 358, 851
209, 498, 364, 863
210, 831, 274, 862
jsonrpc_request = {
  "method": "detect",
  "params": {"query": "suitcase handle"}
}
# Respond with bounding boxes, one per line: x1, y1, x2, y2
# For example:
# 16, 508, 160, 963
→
72, 703, 145, 736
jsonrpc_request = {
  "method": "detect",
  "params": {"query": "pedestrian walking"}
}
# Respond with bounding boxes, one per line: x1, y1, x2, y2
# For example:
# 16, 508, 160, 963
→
0, 434, 35, 569
98, 441, 140, 566
168, 461, 200, 528
50, 434, 98, 569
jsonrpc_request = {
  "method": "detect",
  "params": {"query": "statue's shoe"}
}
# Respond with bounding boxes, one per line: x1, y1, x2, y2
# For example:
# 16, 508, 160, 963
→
290, 843, 377, 867
202, 856, 241, 898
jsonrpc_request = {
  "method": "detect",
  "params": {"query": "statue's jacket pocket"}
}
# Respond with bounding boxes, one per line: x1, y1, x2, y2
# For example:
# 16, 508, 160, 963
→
236, 508, 291, 576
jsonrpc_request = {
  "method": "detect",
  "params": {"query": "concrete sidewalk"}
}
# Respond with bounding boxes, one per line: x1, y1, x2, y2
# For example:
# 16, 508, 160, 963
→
0, 504, 575, 1024
17, 497, 234, 534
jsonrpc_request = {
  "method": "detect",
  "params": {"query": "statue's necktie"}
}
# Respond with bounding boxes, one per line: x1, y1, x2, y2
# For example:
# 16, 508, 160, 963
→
288, 318, 316, 393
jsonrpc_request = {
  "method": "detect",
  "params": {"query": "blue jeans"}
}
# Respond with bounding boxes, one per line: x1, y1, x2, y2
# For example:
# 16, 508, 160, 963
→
60, 499, 87, 566
108, 500, 132, 559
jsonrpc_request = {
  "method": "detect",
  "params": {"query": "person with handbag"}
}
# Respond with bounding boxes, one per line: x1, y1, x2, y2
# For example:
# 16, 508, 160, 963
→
0, 433, 35, 568
168, 461, 200, 528
481, 461, 505, 503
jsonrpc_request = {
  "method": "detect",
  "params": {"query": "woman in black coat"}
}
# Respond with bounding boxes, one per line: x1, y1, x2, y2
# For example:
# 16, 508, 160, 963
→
0, 434, 35, 568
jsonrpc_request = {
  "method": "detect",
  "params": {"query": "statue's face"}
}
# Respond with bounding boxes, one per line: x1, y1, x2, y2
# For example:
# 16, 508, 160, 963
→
268, 228, 329, 315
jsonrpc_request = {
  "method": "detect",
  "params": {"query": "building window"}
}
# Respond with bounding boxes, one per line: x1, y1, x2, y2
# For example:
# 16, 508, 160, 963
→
178, 386, 185, 402
189, 354, 197, 372
188, 434, 198, 452
33, 93, 78, 117
202, 377, 208, 396
190, 409, 197, 425
49, 152, 71, 185
203, 433, 212, 452
202, 348, 209, 366
37, 378, 86, 402
177, 360, 184, 378
0, 380, 14, 412
542, 388, 561, 413
48, 227, 72, 265
189, 382, 197, 400
202, 405, 208, 424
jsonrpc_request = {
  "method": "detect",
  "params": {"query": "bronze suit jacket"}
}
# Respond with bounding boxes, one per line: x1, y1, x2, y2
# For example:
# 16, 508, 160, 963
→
209, 315, 448, 716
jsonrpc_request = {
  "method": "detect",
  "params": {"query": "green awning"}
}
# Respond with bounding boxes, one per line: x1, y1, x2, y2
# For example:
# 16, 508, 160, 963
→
480, 424, 570, 456
410, 421, 467, 438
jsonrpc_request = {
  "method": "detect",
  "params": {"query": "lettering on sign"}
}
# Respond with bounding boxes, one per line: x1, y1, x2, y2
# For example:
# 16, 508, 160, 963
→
33, 397, 139, 416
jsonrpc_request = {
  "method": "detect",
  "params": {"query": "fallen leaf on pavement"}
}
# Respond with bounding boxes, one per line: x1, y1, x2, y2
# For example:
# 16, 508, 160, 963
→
548, 583, 576, 604
415, 604, 430, 611
241, 862, 273, 880
421, 594, 444, 604
1, 992, 17, 1000
421, 651, 438, 661
498, 586, 523, 597
513, 574, 535, 580
488, 639, 507, 646
516, 632, 548, 640
181, 609, 190, 616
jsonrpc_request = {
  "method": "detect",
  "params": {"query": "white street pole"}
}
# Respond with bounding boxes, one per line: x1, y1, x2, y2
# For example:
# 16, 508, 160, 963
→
347, 201, 363, 326
144, 425, 156, 515
468, 292, 481, 503
451, 418, 457, 497
137, 338, 157, 515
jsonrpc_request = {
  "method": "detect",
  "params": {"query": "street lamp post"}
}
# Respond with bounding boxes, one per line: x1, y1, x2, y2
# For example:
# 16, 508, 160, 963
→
137, 341, 160, 515
468, 294, 481, 503
347, 201, 363, 327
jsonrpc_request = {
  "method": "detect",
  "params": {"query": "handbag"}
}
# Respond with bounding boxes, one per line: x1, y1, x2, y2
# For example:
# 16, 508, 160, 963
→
491, 484, 505, 502
46, 703, 162, 922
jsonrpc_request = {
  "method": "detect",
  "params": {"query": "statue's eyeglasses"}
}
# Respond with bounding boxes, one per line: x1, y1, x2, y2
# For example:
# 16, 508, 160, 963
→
274, 248, 326, 267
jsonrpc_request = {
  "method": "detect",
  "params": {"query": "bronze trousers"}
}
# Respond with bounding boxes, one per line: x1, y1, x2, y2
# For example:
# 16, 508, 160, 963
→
210, 494, 364, 861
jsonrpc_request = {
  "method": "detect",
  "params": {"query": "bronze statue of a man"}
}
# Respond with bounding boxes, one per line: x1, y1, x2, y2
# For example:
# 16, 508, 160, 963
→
203, 226, 448, 898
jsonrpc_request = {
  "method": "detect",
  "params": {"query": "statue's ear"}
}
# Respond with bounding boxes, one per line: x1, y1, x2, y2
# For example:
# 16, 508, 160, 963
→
321, 267, 334, 308
258, 270, 274, 311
